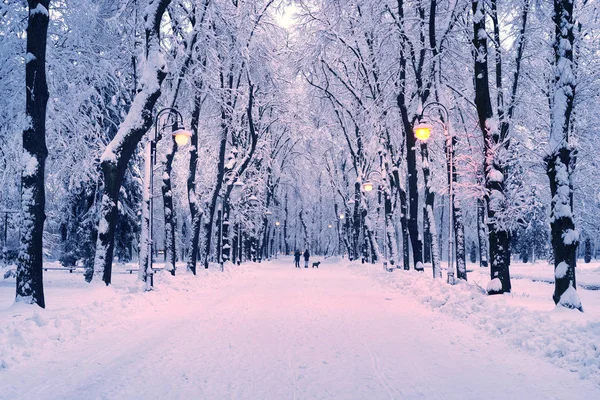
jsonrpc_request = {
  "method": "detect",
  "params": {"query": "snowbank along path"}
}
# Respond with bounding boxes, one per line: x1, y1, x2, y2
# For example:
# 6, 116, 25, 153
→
1, 257, 599, 399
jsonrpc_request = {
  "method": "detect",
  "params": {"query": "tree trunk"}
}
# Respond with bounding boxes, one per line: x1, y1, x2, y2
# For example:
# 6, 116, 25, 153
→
450, 137, 467, 281
284, 193, 289, 255
93, 0, 171, 285
546, 0, 581, 311
352, 182, 361, 261
384, 192, 398, 266
161, 140, 177, 275
477, 198, 488, 267
138, 140, 152, 288
186, 93, 203, 275
16, 0, 51, 308
403, 110, 423, 270
421, 142, 440, 277
454, 203, 467, 281
201, 107, 228, 268
399, 188, 410, 270
472, 0, 511, 294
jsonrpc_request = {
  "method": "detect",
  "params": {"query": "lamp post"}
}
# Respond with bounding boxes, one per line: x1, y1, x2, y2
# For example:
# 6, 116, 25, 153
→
362, 171, 388, 269
275, 221, 281, 258
414, 102, 454, 284
145, 108, 191, 290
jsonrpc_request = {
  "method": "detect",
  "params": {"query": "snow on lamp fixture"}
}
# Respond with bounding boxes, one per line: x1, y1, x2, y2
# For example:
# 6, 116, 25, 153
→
414, 122, 433, 141
231, 177, 244, 195
172, 124, 192, 146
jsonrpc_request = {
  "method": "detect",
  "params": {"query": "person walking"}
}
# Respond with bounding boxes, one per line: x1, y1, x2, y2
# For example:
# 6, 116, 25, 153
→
294, 249, 301, 268
303, 249, 310, 268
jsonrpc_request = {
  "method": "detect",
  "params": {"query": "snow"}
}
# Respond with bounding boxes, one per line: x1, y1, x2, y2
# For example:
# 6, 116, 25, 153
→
1, 258, 600, 398
563, 229, 579, 245
25, 52, 36, 64
555, 261, 569, 279
559, 284, 583, 310
487, 277, 503, 293
487, 168, 504, 183
29, 3, 49, 17
21, 150, 38, 177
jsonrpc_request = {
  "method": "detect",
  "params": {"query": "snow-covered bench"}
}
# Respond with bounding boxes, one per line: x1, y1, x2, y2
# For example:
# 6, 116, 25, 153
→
124, 267, 164, 274
43, 266, 79, 273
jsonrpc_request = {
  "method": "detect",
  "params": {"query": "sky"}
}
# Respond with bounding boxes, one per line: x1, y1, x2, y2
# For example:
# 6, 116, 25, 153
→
274, 4, 300, 30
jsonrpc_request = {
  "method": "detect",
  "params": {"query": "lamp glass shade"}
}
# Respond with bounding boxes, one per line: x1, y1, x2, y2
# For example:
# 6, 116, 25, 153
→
362, 181, 374, 192
231, 179, 244, 195
414, 122, 433, 141
173, 128, 192, 146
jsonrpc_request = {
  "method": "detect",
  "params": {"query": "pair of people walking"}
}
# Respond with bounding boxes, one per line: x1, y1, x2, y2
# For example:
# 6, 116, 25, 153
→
294, 249, 310, 268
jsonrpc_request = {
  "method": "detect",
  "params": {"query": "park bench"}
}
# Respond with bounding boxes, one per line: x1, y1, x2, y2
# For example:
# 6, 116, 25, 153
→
124, 267, 165, 274
43, 266, 79, 273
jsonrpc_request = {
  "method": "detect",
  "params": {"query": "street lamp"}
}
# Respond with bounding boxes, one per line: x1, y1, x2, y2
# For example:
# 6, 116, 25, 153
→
414, 122, 433, 142
339, 213, 345, 220
362, 170, 383, 192
146, 108, 191, 289
414, 102, 454, 284
275, 221, 281, 259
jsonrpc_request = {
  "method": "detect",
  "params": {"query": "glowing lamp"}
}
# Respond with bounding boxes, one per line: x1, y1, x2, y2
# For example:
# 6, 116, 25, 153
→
275, 221, 280, 227
414, 122, 433, 142
172, 127, 192, 146
362, 181, 374, 192
339, 214, 345, 220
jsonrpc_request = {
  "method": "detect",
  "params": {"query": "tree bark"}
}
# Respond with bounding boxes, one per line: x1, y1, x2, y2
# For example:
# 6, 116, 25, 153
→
421, 143, 441, 278
472, 0, 511, 294
162, 140, 177, 275
450, 137, 467, 281
399, 187, 410, 270
186, 93, 203, 275
546, 0, 581, 311
16, 0, 51, 308
477, 198, 488, 268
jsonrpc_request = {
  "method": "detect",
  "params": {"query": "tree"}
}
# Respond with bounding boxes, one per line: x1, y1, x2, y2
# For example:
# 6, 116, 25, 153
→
545, 0, 581, 310
93, 0, 171, 286
16, 0, 51, 308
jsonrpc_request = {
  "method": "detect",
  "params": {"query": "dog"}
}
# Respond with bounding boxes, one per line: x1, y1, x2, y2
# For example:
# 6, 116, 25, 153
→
312, 261, 320, 268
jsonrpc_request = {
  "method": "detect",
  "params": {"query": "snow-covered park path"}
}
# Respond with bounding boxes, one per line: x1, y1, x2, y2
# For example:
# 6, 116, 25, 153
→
2, 257, 599, 399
